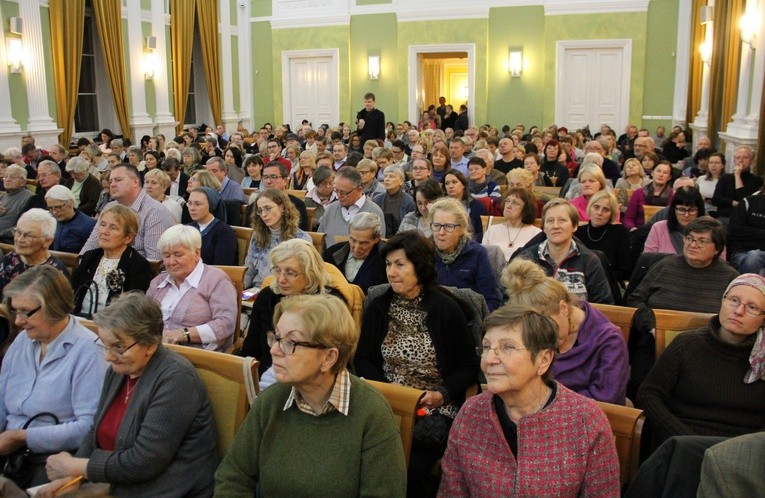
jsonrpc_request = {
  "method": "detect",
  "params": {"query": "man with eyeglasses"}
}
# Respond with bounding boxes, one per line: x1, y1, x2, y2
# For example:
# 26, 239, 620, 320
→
318, 166, 385, 248
246, 163, 309, 230
21, 160, 62, 212
0, 164, 33, 242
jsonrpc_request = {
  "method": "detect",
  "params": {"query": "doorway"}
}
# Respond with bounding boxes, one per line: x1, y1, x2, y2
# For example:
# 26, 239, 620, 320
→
555, 39, 632, 132
281, 49, 339, 130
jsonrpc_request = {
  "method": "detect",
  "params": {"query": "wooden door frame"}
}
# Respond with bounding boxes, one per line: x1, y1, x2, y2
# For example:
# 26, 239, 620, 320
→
281, 49, 340, 129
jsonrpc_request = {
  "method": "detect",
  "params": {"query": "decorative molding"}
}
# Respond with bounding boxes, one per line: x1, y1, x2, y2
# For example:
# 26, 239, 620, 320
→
271, 15, 349, 29
544, 0, 650, 15
641, 116, 674, 120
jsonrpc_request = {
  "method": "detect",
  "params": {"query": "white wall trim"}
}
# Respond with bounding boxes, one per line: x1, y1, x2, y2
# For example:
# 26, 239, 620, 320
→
271, 15, 350, 29
407, 44, 475, 125
544, 0, 650, 15
641, 115, 674, 120
281, 49, 340, 127
672, 0, 692, 126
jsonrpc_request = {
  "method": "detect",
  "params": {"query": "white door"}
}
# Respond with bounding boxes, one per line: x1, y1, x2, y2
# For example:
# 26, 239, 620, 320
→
283, 50, 338, 130
556, 40, 632, 132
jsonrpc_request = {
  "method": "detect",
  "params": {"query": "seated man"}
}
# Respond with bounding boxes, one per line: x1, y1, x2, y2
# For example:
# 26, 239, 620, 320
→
323, 212, 386, 293
0, 165, 33, 242
46, 185, 96, 253
728, 186, 765, 275
205, 156, 246, 203
23, 159, 63, 211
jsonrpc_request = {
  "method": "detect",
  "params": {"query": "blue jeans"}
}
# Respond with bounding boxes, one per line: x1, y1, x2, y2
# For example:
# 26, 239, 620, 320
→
730, 250, 765, 275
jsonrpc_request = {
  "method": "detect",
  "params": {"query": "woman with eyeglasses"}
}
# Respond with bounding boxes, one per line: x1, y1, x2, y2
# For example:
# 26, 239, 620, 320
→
243, 188, 310, 289
38, 292, 218, 497
217, 294, 406, 497
482, 188, 542, 261
45, 185, 96, 254
438, 306, 620, 497
146, 225, 238, 352
356, 230, 479, 496
442, 169, 486, 241
186, 187, 237, 266
0, 266, 106, 488
644, 187, 714, 256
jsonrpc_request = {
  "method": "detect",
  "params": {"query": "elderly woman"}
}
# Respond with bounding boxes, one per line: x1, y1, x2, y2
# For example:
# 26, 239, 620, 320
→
290, 150, 316, 191
144, 169, 182, 223
71, 204, 151, 318
626, 217, 739, 313
0, 209, 68, 296
523, 152, 552, 187
356, 230, 479, 496
442, 169, 486, 240
518, 198, 614, 304
575, 190, 633, 281
39, 292, 218, 497
506, 168, 545, 217
242, 238, 342, 373
624, 161, 674, 231
399, 179, 442, 237
187, 169, 221, 194
0, 266, 106, 488
45, 185, 96, 254
503, 259, 629, 404
482, 187, 542, 261
430, 197, 501, 311
304, 166, 336, 230
241, 154, 264, 189
438, 306, 620, 497
645, 187, 707, 255
615, 158, 650, 213
146, 225, 238, 352
64, 156, 102, 216
372, 165, 415, 237
244, 188, 310, 289
187, 187, 237, 266
217, 294, 406, 497
181, 147, 203, 176
636, 274, 765, 446
357, 159, 385, 197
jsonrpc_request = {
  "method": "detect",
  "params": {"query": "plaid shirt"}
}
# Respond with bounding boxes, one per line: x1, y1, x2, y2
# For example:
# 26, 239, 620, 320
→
283, 369, 351, 416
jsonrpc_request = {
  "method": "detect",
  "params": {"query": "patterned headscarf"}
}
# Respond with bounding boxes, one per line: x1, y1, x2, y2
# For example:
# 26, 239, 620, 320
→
723, 274, 765, 383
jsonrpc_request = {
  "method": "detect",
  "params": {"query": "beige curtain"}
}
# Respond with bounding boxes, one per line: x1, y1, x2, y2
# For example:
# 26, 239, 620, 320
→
92, 0, 131, 141
686, 0, 706, 125
196, 0, 222, 126
171, 0, 196, 134
422, 60, 444, 113
49, 0, 85, 145
707, 0, 743, 144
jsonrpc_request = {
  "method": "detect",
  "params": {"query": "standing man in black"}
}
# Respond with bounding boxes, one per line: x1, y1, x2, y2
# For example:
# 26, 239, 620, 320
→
356, 92, 385, 144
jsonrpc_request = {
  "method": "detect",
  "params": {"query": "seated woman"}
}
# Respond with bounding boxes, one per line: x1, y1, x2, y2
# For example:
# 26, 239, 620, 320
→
570, 165, 619, 223
430, 197, 501, 311
697, 152, 724, 217
502, 259, 628, 404
45, 185, 96, 254
290, 150, 316, 191
399, 179, 443, 238
636, 274, 765, 447
505, 168, 545, 217
240, 154, 264, 189
181, 147, 203, 176
403, 156, 432, 196
216, 294, 406, 497
187, 187, 237, 266
467, 157, 501, 199
442, 169, 486, 241
523, 152, 552, 187
518, 199, 614, 304
146, 225, 238, 352
242, 238, 343, 374
0, 209, 68, 297
372, 165, 416, 237
244, 188, 310, 289
40, 292, 219, 497
144, 169, 182, 224
539, 139, 570, 187
430, 143, 450, 183
624, 161, 674, 231
303, 166, 336, 230
355, 230, 479, 497
439, 306, 620, 497
574, 190, 633, 281
615, 158, 650, 214
645, 186, 709, 255
71, 205, 152, 318
626, 217, 739, 313
482, 187, 542, 261
64, 157, 101, 216
0, 266, 106, 488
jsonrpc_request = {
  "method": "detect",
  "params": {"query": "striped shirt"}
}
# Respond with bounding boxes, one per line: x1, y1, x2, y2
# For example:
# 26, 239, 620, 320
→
284, 369, 351, 416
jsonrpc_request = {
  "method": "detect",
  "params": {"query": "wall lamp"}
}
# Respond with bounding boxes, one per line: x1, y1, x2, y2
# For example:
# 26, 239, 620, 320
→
143, 36, 157, 80
368, 54, 380, 80
508, 49, 523, 78
739, 12, 758, 47
7, 17, 23, 74
699, 39, 712, 64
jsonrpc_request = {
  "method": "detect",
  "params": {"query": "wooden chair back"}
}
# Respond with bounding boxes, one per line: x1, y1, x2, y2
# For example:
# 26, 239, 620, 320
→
654, 308, 713, 358
365, 379, 424, 465
243, 187, 259, 198
50, 250, 80, 275
597, 402, 645, 488
480, 215, 507, 234
166, 344, 259, 459
232, 226, 254, 266
643, 205, 663, 224
533, 186, 561, 198
211, 265, 247, 350
305, 207, 316, 231
286, 189, 307, 200
307, 231, 326, 254
240, 204, 249, 226
591, 303, 636, 343
26, 179, 38, 193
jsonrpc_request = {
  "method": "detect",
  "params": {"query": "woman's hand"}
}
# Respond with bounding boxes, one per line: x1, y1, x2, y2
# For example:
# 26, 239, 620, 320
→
420, 390, 445, 409
0, 429, 26, 455
163, 329, 186, 345
35, 477, 81, 498
45, 452, 79, 481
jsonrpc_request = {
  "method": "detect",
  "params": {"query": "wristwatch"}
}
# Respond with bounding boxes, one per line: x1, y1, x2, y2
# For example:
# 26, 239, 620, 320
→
182, 327, 191, 343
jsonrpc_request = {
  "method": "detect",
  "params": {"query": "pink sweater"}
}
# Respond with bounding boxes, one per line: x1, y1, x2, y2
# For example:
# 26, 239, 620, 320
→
438, 384, 620, 498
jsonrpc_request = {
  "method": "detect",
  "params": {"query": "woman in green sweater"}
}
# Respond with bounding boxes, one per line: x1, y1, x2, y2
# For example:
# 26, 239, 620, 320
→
214, 294, 407, 497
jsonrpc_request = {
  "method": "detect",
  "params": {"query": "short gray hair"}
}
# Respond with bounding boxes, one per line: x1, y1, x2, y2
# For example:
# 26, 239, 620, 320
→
66, 156, 90, 173
3, 147, 21, 159
144, 168, 171, 188
18, 208, 57, 239
45, 184, 75, 203
349, 212, 382, 238
127, 145, 142, 157
207, 156, 227, 172
157, 225, 202, 252
110, 139, 124, 148
38, 160, 61, 176
383, 164, 405, 183
6, 164, 27, 179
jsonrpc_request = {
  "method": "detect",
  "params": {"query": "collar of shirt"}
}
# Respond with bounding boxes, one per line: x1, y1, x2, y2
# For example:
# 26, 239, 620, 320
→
538, 239, 580, 260
341, 195, 366, 220
157, 259, 205, 290
283, 369, 351, 416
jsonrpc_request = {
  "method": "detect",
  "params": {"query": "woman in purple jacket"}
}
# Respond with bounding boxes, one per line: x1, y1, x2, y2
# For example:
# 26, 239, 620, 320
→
501, 257, 629, 405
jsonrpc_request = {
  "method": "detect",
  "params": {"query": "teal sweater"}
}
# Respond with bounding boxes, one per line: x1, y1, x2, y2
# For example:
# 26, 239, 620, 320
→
214, 374, 407, 497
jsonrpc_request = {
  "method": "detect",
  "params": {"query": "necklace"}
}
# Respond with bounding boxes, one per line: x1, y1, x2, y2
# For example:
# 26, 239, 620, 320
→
124, 377, 138, 404
586, 223, 608, 242
505, 222, 525, 248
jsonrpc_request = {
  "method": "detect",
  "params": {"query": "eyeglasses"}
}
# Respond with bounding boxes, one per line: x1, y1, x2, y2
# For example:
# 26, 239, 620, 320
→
3, 176, 23, 181
723, 296, 765, 316
412, 166, 430, 171
504, 199, 523, 207
257, 205, 275, 216
675, 207, 699, 216
476, 343, 529, 357
94, 338, 139, 357
47, 203, 68, 212
11, 228, 44, 240
267, 331, 326, 355
683, 234, 713, 246
431, 222, 460, 233
333, 187, 359, 196
9, 305, 42, 320
271, 266, 303, 280
262, 174, 283, 181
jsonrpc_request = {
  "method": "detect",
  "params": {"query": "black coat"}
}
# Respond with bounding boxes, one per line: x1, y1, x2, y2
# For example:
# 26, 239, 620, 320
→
323, 241, 386, 293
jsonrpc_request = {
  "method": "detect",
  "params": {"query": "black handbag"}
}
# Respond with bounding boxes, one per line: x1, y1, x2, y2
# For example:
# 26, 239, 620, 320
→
413, 412, 453, 452
2, 412, 59, 489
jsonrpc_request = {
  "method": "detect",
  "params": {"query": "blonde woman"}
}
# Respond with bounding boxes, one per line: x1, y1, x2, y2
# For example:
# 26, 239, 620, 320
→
615, 158, 649, 213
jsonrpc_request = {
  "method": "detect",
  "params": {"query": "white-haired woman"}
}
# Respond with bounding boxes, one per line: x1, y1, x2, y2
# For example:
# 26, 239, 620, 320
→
64, 156, 102, 216
144, 169, 182, 223
146, 225, 238, 352
372, 165, 416, 237
45, 185, 96, 254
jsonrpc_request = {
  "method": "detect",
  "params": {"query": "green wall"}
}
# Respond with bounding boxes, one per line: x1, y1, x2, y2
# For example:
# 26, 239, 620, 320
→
2, 0, 29, 128
252, 21, 275, 126
642, 0, 680, 131
350, 14, 398, 125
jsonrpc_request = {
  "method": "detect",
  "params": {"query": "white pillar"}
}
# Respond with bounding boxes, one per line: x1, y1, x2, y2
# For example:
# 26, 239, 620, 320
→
0, 20, 21, 135
219, 0, 238, 134
673, 0, 692, 128
745, 0, 763, 127
151, 0, 176, 138
18, 0, 57, 132
690, 5, 714, 146
125, 0, 155, 139
237, 0, 252, 131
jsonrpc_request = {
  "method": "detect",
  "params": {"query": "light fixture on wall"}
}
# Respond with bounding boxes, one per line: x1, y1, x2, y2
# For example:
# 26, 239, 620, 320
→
739, 11, 758, 47
508, 49, 523, 78
368, 54, 380, 81
143, 36, 157, 80
699, 38, 712, 64
7, 38, 23, 74
700, 5, 714, 24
